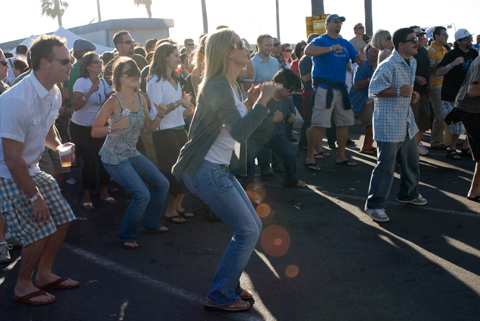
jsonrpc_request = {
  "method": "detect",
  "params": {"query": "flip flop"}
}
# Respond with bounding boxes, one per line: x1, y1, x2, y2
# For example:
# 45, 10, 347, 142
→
360, 148, 377, 156
240, 289, 255, 304
304, 162, 321, 172
81, 201, 95, 210
166, 215, 188, 224
14, 290, 56, 306
38, 278, 80, 291
101, 196, 116, 204
336, 159, 358, 167
467, 196, 480, 203
177, 209, 195, 218
121, 241, 141, 250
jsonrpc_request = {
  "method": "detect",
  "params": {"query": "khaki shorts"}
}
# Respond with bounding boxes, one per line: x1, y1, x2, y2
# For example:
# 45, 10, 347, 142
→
311, 87, 355, 128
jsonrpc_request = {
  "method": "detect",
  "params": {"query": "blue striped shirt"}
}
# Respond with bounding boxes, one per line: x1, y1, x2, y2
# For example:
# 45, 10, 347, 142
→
369, 50, 418, 142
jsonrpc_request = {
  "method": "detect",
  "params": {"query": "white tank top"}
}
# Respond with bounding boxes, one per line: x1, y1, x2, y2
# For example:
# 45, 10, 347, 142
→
204, 86, 247, 165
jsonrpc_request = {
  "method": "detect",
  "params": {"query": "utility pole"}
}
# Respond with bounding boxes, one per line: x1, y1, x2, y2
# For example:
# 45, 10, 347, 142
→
275, 0, 280, 41
311, 0, 325, 15
96, 0, 102, 22
201, 0, 208, 34
364, 0, 373, 37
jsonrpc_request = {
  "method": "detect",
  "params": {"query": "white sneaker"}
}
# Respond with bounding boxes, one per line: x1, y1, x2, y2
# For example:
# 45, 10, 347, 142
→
418, 144, 429, 156
365, 208, 390, 222
397, 193, 428, 206
0, 241, 12, 264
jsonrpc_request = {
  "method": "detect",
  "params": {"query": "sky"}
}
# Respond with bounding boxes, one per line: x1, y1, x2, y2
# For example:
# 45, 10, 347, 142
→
1, 0, 479, 45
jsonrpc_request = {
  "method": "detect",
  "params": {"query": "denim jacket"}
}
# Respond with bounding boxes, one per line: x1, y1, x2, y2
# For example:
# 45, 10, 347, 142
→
172, 76, 269, 178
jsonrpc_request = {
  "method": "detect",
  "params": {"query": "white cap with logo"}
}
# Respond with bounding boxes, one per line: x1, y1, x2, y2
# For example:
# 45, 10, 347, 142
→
454, 29, 472, 41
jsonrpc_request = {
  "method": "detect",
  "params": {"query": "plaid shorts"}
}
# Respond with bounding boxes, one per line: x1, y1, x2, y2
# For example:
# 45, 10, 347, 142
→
0, 171, 76, 246
441, 101, 465, 135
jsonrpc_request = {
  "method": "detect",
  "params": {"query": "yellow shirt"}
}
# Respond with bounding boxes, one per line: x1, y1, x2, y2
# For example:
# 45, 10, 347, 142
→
428, 41, 448, 88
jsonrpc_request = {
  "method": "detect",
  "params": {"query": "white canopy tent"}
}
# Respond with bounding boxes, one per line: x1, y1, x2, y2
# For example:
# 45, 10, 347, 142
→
13, 27, 112, 54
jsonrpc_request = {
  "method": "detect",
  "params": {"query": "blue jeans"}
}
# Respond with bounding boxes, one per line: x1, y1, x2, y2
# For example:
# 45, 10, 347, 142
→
366, 136, 420, 209
182, 160, 262, 304
103, 154, 170, 241
248, 134, 298, 185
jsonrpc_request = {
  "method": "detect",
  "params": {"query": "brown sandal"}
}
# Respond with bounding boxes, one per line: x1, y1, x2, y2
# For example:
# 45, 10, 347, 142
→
240, 289, 255, 303
38, 278, 80, 291
14, 290, 56, 306
204, 298, 252, 312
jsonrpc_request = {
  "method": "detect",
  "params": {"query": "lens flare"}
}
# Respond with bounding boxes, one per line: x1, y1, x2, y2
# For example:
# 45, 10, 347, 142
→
256, 203, 272, 218
260, 225, 290, 257
285, 265, 300, 278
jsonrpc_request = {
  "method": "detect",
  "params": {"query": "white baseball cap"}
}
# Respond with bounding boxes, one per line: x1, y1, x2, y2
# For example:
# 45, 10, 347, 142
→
454, 29, 472, 41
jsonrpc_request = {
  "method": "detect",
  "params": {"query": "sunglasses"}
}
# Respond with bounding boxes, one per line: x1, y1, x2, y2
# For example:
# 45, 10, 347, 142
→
458, 36, 472, 42
0, 61, 7, 67
55, 58, 72, 66
404, 37, 419, 44
232, 40, 245, 50
122, 40, 135, 45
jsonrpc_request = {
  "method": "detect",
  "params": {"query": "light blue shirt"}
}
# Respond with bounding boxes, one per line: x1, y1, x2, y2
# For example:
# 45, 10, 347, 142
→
369, 50, 418, 142
251, 53, 281, 83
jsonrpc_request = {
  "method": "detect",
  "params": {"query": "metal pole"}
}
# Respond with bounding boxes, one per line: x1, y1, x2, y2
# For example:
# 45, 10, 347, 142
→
97, 0, 102, 22
201, 0, 208, 34
311, 0, 325, 15
364, 0, 373, 37
275, 0, 280, 41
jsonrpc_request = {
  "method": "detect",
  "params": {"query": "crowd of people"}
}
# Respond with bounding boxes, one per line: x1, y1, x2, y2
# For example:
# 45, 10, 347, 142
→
0, 13, 480, 312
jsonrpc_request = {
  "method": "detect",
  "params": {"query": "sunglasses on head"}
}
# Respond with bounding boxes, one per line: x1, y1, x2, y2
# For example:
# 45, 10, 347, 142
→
232, 39, 246, 50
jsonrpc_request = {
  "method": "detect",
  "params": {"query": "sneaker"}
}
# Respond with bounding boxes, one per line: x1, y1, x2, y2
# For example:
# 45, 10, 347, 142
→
397, 193, 428, 206
0, 241, 12, 264
418, 144, 429, 156
365, 208, 390, 222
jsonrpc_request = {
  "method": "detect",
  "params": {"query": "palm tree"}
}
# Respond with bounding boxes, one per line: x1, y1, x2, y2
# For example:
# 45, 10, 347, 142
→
133, 0, 153, 18
41, 0, 68, 28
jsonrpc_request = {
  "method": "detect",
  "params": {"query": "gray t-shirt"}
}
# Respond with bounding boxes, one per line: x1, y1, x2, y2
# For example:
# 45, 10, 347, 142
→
456, 56, 480, 113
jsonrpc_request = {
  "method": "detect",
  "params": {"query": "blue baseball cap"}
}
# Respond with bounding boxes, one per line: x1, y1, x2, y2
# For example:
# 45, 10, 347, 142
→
326, 14, 346, 24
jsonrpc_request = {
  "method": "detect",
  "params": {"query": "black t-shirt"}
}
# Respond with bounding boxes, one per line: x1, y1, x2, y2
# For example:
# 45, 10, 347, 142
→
414, 46, 431, 94
439, 47, 478, 102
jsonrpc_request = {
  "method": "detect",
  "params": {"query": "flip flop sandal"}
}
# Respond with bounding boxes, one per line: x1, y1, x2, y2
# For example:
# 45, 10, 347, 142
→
336, 159, 358, 167
101, 196, 116, 204
446, 150, 462, 160
166, 215, 188, 224
360, 148, 377, 156
121, 241, 141, 250
144, 226, 169, 234
304, 162, 321, 172
81, 202, 95, 210
467, 196, 480, 203
177, 210, 195, 218
240, 289, 255, 304
314, 150, 331, 159
14, 290, 56, 306
38, 278, 80, 291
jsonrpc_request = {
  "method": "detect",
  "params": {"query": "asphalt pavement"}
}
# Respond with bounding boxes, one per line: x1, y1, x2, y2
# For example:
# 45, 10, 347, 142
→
1, 134, 480, 321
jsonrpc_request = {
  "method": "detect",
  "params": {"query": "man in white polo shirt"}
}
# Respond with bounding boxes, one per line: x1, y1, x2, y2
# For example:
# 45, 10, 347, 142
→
0, 35, 78, 305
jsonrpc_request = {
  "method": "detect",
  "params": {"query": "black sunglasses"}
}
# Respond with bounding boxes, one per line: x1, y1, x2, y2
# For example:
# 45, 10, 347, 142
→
122, 40, 135, 45
404, 37, 419, 44
55, 58, 72, 66
0, 61, 7, 66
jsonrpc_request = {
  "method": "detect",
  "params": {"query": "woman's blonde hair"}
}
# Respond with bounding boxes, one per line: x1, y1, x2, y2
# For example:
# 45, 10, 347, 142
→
371, 30, 392, 50
198, 29, 239, 94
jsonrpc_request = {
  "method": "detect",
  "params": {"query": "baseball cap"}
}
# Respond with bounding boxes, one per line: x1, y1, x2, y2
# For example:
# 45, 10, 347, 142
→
326, 14, 346, 24
455, 29, 472, 41
73, 39, 96, 53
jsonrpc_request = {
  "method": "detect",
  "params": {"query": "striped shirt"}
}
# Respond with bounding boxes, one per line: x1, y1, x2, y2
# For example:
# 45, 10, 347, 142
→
369, 50, 418, 142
